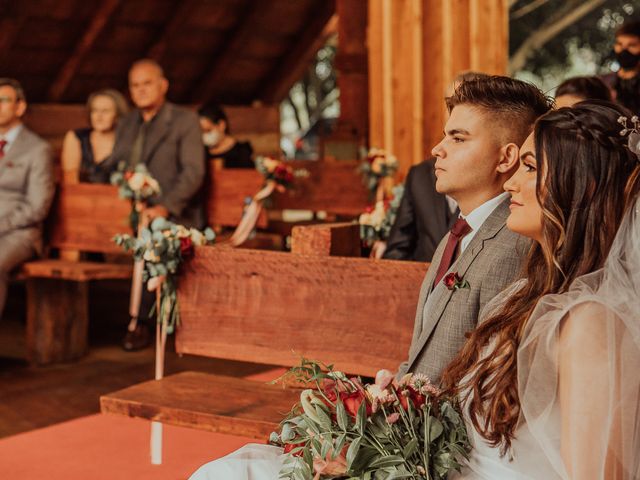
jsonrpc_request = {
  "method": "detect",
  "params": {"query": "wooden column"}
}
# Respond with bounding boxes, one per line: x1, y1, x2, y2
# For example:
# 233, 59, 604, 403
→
26, 278, 89, 365
368, 0, 508, 176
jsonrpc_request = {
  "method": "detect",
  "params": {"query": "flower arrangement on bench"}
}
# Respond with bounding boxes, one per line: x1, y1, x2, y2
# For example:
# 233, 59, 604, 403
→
229, 156, 309, 246
359, 184, 404, 256
360, 148, 399, 202
110, 162, 160, 231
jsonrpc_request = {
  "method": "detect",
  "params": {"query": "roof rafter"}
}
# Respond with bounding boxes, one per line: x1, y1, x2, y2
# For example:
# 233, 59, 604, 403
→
146, 0, 196, 62
190, 1, 275, 104
258, 0, 337, 104
47, 0, 122, 102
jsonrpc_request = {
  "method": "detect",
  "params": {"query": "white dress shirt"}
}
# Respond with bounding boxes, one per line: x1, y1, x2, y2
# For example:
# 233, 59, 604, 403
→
0, 124, 23, 154
459, 192, 510, 254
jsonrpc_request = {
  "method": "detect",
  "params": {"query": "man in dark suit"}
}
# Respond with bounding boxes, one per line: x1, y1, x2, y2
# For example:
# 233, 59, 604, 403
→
107, 59, 205, 349
0, 78, 54, 319
383, 159, 457, 262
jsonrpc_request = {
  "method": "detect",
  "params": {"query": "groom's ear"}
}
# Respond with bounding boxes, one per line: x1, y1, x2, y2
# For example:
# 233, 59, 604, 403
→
496, 143, 519, 174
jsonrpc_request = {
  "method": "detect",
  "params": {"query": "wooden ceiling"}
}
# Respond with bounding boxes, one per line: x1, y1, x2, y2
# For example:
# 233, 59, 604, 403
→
0, 0, 336, 104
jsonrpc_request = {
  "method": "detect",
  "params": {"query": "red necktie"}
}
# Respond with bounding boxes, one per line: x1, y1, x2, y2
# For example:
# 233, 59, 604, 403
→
0, 140, 6, 159
433, 218, 471, 287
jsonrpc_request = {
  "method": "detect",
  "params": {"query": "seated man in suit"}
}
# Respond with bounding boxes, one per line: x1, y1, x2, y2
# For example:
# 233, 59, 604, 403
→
397, 76, 553, 382
0, 78, 54, 319
383, 159, 458, 262
106, 59, 205, 350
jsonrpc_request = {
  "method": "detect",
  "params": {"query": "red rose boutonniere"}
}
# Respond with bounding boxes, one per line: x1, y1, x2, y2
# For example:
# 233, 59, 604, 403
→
443, 272, 469, 291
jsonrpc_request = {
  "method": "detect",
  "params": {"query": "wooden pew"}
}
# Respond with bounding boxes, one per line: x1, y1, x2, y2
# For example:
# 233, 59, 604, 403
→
100, 225, 428, 439
208, 161, 370, 233
21, 184, 133, 365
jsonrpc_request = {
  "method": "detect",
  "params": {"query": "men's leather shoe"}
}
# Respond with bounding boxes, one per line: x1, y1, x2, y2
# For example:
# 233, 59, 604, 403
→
122, 324, 151, 351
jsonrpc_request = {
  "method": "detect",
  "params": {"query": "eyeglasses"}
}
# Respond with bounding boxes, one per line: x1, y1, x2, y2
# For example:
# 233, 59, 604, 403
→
0, 96, 17, 104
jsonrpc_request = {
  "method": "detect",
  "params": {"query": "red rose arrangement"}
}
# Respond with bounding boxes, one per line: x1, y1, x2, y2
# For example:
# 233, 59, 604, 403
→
270, 359, 470, 480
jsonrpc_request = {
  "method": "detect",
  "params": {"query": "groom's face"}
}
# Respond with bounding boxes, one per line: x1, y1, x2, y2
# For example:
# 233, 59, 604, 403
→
431, 105, 502, 202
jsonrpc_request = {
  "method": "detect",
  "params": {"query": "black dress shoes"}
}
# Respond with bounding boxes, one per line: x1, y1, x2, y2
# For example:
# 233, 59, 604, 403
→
122, 323, 151, 351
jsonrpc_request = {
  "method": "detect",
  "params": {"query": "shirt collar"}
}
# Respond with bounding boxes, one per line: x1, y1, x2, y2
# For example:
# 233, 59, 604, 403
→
1, 123, 23, 148
461, 192, 510, 233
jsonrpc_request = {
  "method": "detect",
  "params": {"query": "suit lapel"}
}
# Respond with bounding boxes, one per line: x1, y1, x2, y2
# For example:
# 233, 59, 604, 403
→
407, 198, 511, 368
0, 127, 28, 176
143, 103, 172, 163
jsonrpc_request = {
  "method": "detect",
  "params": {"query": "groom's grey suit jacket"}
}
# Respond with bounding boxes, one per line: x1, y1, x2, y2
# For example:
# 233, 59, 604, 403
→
397, 198, 527, 382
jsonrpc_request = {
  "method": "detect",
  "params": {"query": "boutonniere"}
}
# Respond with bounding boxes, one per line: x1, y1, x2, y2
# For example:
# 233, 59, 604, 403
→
443, 272, 469, 291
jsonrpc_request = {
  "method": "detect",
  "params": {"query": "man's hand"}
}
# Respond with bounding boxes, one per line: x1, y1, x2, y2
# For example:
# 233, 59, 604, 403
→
141, 205, 169, 226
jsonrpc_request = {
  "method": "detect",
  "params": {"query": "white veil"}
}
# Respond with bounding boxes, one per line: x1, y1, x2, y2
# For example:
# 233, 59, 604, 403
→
518, 197, 640, 479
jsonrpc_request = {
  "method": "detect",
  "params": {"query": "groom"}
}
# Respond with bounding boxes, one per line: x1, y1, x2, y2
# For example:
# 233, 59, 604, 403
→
397, 76, 552, 382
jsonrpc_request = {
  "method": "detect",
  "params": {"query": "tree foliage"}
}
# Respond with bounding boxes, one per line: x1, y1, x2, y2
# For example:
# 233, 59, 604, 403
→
510, 0, 637, 75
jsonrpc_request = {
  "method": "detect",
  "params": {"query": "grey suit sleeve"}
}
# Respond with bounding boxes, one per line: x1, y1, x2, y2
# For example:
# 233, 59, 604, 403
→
0, 143, 54, 235
160, 111, 205, 217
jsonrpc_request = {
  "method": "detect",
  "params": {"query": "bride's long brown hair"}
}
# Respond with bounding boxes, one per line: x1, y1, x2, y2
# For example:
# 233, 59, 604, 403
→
441, 100, 640, 454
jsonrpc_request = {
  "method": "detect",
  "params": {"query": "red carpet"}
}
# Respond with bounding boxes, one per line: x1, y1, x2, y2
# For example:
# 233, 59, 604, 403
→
0, 368, 288, 480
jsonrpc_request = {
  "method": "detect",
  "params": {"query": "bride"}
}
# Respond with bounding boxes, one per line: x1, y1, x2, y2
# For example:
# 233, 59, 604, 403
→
190, 100, 640, 479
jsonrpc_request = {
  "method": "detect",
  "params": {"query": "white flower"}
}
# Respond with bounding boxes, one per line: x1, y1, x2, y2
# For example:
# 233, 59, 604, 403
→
128, 172, 145, 190
189, 228, 205, 245
176, 225, 190, 239
143, 250, 160, 262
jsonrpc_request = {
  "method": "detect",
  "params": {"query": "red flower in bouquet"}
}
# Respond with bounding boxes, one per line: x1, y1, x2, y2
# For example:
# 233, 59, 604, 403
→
124, 171, 133, 180
274, 164, 294, 184
179, 236, 195, 261
398, 386, 427, 411
342, 390, 372, 418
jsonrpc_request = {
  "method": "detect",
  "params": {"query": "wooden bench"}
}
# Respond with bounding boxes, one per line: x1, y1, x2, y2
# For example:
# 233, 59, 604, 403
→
208, 160, 371, 244
21, 183, 133, 365
101, 223, 428, 439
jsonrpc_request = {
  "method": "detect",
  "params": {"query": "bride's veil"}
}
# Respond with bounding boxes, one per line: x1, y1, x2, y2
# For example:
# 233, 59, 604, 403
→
517, 197, 640, 480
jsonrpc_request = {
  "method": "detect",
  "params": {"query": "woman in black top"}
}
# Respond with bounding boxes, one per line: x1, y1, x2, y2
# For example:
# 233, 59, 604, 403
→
198, 103, 254, 168
61, 89, 129, 183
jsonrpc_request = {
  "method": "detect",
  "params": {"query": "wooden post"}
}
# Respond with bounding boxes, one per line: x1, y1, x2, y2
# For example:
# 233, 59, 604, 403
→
291, 223, 361, 257
26, 278, 89, 365
368, 0, 508, 176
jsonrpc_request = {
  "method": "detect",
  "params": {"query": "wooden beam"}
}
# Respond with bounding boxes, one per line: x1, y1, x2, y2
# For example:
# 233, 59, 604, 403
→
0, 3, 28, 68
190, 2, 276, 104
259, 1, 337, 104
47, 0, 122, 102
145, 0, 196, 62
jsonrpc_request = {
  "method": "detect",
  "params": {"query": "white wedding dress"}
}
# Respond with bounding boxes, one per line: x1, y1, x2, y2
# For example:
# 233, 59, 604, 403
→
190, 200, 640, 480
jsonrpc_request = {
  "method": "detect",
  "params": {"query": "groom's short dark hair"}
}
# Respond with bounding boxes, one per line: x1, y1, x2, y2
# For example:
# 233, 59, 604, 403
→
446, 75, 553, 146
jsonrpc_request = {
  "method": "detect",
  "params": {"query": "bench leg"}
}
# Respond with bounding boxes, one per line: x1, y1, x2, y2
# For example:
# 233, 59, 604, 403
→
26, 278, 89, 365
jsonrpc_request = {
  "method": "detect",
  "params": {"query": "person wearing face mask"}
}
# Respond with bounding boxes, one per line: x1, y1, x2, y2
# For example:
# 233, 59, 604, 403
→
198, 103, 254, 169
601, 19, 640, 114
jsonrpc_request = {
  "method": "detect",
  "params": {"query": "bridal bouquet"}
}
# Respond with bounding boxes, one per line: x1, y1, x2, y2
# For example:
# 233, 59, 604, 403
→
360, 148, 399, 197
270, 360, 470, 480
110, 162, 161, 230
359, 184, 404, 245
113, 218, 215, 334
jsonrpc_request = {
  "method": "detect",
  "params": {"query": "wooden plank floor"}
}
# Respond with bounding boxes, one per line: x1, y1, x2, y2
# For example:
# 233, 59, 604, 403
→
0, 281, 273, 439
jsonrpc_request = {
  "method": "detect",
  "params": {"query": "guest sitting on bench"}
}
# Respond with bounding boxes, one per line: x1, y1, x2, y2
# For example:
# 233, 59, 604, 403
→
106, 59, 205, 351
198, 103, 254, 169
61, 89, 129, 184
0, 78, 54, 319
